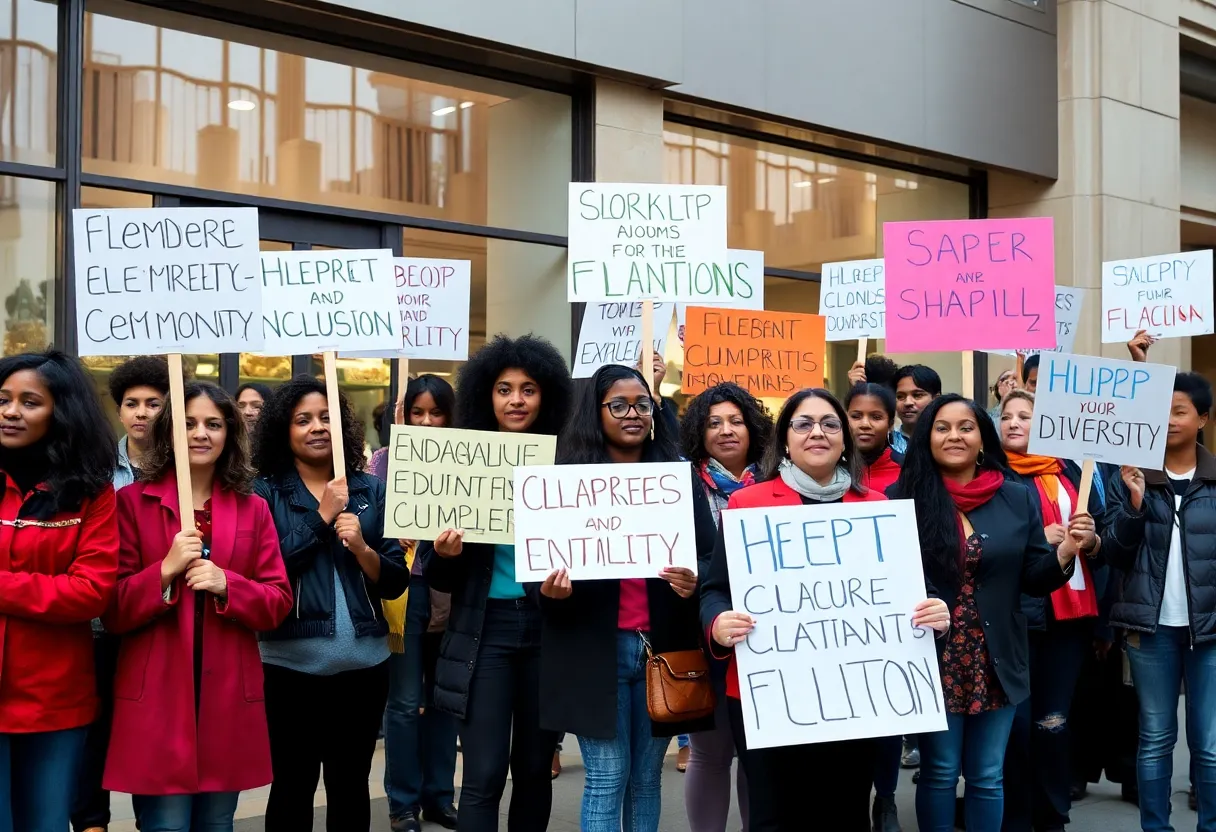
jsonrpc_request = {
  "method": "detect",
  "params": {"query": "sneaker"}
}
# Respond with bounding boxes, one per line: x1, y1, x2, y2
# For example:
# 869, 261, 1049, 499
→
900, 745, 920, 768
871, 795, 902, 832
390, 811, 422, 832
677, 744, 690, 772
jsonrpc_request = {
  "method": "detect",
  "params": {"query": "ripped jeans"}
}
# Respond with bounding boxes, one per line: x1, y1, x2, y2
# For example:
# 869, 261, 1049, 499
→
1001, 618, 1090, 832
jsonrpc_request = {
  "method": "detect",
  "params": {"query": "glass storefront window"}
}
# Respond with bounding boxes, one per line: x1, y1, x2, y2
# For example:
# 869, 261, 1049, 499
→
83, 0, 571, 235
0, 176, 55, 356
0, 0, 56, 166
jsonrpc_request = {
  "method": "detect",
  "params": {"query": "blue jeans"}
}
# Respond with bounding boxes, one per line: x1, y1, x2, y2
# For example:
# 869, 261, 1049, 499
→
0, 726, 87, 832
916, 706, 1016, 832
133, 792, 239, 832
577, 631, 672, 832
1126, 626, 1216, 832
677, 734, 689, 750
383, 576, 458, 820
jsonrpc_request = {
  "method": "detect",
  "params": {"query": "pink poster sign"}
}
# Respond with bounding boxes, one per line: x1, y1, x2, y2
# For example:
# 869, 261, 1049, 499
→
882, 217, 1056, 353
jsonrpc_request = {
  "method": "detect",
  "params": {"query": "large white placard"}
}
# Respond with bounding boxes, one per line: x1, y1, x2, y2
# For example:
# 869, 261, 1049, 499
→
260, 249, 399, 354
818, 258, 885, 341
573, 302, 674, 379
569, 183, 751, 304
991, 285, 1085, 357
721, 499, 946, 749
513, 462, 698, 581
73, 207, 262, 356
1102, 250, 1214, 343
346, 258, 472, 360
1028, 352, 1174, 470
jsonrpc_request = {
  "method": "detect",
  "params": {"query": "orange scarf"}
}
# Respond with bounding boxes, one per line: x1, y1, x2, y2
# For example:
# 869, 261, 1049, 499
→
1006, 451, 1063, 506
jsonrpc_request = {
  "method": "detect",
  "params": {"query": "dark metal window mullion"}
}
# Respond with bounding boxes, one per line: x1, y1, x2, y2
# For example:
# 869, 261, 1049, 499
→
55, 0, 85, 353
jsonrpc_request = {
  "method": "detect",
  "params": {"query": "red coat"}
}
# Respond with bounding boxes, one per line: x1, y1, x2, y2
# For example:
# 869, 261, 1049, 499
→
0, 478, 117, 733
709, 477, 887, 699
861, 448, 903, 495
103, 476, 292, 795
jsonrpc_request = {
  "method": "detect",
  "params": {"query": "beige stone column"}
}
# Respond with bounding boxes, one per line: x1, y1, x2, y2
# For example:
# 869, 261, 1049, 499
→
989, 0, 1184, 373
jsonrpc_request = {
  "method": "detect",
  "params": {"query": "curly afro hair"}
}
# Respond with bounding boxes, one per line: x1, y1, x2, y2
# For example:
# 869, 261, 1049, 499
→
252, 375, 365, 477
679, 382, 773, 468
107, 356, 170, 406
454, 334, 572, 435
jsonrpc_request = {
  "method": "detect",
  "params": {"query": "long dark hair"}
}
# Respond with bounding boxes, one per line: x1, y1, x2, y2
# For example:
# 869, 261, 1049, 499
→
844, 382, 896, 423
0, 351, 117, 516
454, 334, 572, 435
405, 374, 456, 422
889, 394, 1008, 592
759, 388, 864, 493
679, 382, 772, 468
142, 382, 256, 495
253, 375, 365, 477
557, 364, 679, 465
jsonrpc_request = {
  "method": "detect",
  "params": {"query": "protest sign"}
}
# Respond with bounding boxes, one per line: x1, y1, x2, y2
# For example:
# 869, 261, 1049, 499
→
260, 249, 399, 355
991, 285, 1085, 357
681, 308, 825, 396
346, 258, 471, 360
569, 183, 754, 304
574, 302, 674, 379
721, 499, 946, 749
819, 258, 885, 341
882, 217, 1056, 353
672, 249, 767, 343
1101, 250, 1214, 343
385, 426, 557, 545
1028, 352, 1174, 471
512, 461, 697, 581
73, 207, 262, 356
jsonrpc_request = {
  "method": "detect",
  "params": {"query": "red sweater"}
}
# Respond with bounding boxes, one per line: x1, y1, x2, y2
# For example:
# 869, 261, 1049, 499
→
861, 448, 902, 495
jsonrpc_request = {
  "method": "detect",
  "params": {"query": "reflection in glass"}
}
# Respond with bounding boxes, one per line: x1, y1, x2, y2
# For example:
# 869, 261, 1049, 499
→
0, 0, 57, 165
0, 176, 55, 356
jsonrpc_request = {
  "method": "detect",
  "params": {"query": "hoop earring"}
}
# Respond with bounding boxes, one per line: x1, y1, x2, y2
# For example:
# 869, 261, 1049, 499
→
977, 449, 987, 467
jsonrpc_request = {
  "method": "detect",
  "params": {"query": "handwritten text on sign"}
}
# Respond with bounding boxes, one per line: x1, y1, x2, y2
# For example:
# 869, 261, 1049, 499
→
722, 499, 946, 749
992, 285, 1085, 358
673, 248, 768, 342
681, 308, 825, 396
512, 462, 697, 581
347, 258, 472, 360
1028, 353, 1174, 471
818, 258, 885, 341
260, 249, 399, 354
882, 217, 1056, 353
385, 426, 557, 546
568, 183, 753, 304
1101, 250, 1214, 343
73, 207, 262, 356
574, 302, 674, 379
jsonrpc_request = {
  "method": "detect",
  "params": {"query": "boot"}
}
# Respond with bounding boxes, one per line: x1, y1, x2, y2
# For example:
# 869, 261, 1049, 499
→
871, 795, 902, 832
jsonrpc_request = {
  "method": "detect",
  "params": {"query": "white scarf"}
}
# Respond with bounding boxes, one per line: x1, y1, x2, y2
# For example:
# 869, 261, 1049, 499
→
778, 459, 851, 502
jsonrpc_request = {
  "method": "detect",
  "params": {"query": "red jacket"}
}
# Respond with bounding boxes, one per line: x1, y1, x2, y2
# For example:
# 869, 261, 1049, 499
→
861, 448, 903, 495
103, 477, 292, 795
706, 478, 887, 699
0, 478, 117, 733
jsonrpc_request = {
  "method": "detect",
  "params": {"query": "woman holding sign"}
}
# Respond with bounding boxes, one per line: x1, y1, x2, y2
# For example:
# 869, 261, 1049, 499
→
103, 382, 292, 830
888, 395, 1076, 832
420, 334, 572, 832
537, 364, 716, 832
997, 389, 1103, 832
700, 388, 951, 831
0, 351, 118, 832
253, 377, 408, 832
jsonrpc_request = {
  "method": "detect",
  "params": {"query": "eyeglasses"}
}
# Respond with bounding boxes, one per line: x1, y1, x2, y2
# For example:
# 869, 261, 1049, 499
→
789, 417, 843, 435
602, 399, 653, 419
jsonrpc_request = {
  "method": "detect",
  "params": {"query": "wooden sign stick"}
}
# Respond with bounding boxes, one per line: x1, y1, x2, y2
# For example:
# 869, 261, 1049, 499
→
961, 350, 975, 401
1076, 457, 1096, 513
1016, 353, 1025, 389
641, 300, 655, 438
323, 351, 347, 480
167, 353, 193, 531
395, 357, 410, 423
856, 337, 868, 366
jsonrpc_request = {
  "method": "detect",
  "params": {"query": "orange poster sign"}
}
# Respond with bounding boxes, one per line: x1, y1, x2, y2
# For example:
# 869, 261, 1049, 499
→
681, 307, 825, 396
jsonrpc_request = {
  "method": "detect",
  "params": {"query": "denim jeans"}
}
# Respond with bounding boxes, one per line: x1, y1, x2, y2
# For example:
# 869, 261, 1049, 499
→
916, 706, 1017, 832
0, 726, 88, 832
577, 631, 672, 832
1126, 626, 1216, 832
72, 631, 121, 832
383, 575, 458, 820
132, 792, 240, 832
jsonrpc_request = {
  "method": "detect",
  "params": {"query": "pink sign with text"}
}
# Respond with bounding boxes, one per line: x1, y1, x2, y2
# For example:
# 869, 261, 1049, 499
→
882, 217, 1057, 353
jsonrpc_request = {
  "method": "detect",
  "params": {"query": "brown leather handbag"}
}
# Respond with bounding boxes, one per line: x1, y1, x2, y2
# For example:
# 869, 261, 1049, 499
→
639, 631, 715, 724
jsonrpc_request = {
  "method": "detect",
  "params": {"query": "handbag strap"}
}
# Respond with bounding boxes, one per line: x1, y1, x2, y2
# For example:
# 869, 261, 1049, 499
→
636, 629, 656, 661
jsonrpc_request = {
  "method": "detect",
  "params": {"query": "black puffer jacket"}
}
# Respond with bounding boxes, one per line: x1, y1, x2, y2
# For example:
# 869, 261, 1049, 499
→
1102, 444, 1216, 643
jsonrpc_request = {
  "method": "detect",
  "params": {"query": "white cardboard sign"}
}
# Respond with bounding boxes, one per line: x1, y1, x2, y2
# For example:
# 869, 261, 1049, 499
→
721, 499, 946, 749
346, 258, 472, 360
674, 249, 767, 342
991, 285, 1085, 357
568, 183, 753, 304
819, 258, 886, 341
513, 461, 698, 581
573, 302, 674, 379
1101, 250, 1214, 343
73, 207, 263, 356
260, 249, 399, 354
1028, 352, 1174, 470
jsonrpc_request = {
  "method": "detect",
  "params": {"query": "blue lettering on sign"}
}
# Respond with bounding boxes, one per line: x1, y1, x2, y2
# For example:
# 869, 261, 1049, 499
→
1045, 358, 1151, 400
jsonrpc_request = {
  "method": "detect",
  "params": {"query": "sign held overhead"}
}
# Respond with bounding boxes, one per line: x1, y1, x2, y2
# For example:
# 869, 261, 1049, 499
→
1101, 250, 1214, 343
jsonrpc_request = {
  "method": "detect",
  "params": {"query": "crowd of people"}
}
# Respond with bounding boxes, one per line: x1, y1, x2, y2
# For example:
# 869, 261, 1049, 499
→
0, 326, 1210, 832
